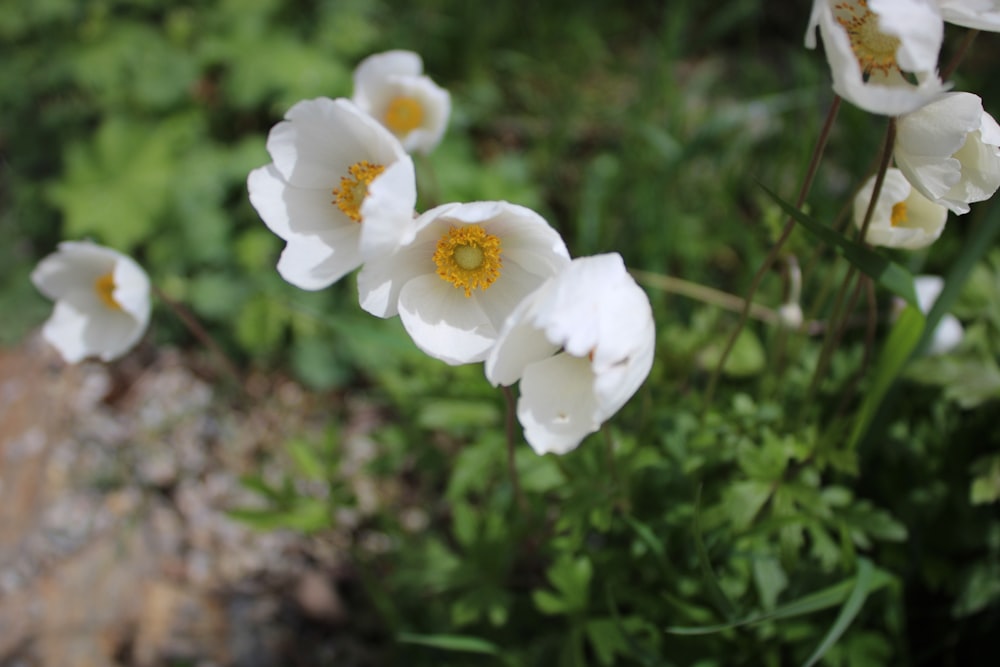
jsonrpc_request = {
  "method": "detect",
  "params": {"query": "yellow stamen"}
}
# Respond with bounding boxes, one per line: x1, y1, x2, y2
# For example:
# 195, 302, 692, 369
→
384, 96, 425, 135
834, 0, 901, 77
433, 225, 503, 297
94, 272, 122, 310
332, 161, 385, 222
890, 201, 908, 227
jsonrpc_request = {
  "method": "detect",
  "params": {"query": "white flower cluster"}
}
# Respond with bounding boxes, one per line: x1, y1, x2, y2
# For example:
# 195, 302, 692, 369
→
805, 0, 1000, 249
247, 51, 656, 455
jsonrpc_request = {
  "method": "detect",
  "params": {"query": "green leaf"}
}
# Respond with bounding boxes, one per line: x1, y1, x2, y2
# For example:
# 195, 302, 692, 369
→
396, 632, 500, 655
665, 565, 893, 635
801, 558, 876, 667
760, 185, 917, 307
847, 305, 925, 449
287, 439, 327, 482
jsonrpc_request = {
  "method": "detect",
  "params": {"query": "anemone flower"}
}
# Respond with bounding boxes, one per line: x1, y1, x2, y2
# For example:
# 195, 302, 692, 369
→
854, 168, 949, 249
485, 253, 655, 455
358, 201, 570, 365
248, 97, 417, 290
31, 241, 151, 363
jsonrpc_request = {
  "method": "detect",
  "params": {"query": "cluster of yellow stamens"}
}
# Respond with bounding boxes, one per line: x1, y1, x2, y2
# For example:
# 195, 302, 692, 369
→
94, 272, 122, 310
332, 160, 385, 222
433, 224, 503, 297
384, 96, 425, 135
890, 200, 908, 227
834, 0, 901, 78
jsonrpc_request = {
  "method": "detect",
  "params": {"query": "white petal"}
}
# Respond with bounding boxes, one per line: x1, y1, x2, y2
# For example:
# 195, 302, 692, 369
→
41, 300, 94, 363
357, 240, 435, 317
398, 274, 498, 364
914, 275, 945, 312
31, 241, 116, 301
353, 50, 424, 109
357, 156, 418, 258
517, 353, 601, 456
928, 314, 964, 354
111, 253, 152, 327
938, 0, 1000, 31
473, 261, 549, 331
484, 289, 560, 387
276, 226, 363, 290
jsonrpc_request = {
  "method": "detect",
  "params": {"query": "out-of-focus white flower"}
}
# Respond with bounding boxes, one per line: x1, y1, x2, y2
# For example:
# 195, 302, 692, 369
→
352, 50, 451, 154
937, 0, 1000, 31
805, 0, 946, 115
897, 275, 964, 354
31, 241, 151, 363
485, 254, 655, 456
895, 92, 1000, 215
358, 201, 570, 365
247, 97, 417, 290
854, 168, 949, 249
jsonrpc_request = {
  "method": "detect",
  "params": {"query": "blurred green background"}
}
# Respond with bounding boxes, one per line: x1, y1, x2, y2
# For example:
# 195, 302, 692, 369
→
3, 1, 1000, 665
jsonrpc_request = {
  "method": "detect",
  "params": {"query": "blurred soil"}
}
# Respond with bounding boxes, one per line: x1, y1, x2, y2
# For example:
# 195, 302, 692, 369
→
0, 334, 385, 666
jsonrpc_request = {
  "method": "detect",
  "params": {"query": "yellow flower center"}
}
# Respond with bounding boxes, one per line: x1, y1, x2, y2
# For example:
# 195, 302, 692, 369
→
433, 224, 503, 297
332, 160, 385, 222
94, 272, 122, 310
384, 96, 425, 135
890, 200, 908, 227
834, 0, 901, 77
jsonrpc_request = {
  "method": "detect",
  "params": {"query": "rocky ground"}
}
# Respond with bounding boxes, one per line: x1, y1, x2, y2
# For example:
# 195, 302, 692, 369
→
0, 334, 389, 666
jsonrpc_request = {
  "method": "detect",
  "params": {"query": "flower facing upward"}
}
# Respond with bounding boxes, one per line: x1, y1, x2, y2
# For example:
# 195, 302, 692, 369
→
357, 201, 571, 365
854, 168, 949, 249
352, 50, 451, 154
936, 0, 1000, 31
247, 97, 417, 291
806, 0, 946, 115
895, 92, 1000, 215
31, 241, 151, 363
485, 254, 655, 456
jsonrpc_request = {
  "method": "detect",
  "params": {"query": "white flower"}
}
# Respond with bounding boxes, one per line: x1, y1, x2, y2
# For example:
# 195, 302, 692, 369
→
247, 97, 417, 291
358, 201, 570, 365
854, 168, 949, 248
937, 0, 1000, 31
805, 0, 946, 115
352, 50, 451, 154
31, 241, 151, 363
895, 92, 1000, 215
485, 254, 655, 456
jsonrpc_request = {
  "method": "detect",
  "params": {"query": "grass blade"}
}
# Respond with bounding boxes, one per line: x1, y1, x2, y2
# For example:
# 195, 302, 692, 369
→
801, 558, 876, 667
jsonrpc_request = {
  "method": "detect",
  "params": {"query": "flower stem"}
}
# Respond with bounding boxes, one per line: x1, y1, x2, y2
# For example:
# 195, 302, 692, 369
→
703, 95, 841, 409
803, 117, 895, 405
153, 285, 244, 390
942, 29, 979, 81
502, 385, 527, 511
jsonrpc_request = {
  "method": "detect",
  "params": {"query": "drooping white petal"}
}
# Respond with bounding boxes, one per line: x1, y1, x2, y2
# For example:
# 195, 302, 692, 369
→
855, 168, 949, 249
357, 157, 418, 258
517, 353, 603, 455
912, 275, 964, 354
276, 227, 362, 291
486, 253, 656, 455
353, 50, 424, 107
357, 238, 436, 317
895, 92, 1000, 214
937, 0, 1000, 31
31, 241, 116, 301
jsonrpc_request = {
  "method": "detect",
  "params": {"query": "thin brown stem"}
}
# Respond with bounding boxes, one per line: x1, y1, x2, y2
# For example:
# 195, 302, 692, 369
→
804, 117, 895, 404
941, 29, 979, 81
502, 385, 527, 511
703, 95, 841, 409
153, 285, 244, 389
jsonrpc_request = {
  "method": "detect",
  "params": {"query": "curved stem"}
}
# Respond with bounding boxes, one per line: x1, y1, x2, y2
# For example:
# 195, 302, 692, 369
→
153, 285, 244, 390
703, 95, 841, 409
502, 385, 526, 511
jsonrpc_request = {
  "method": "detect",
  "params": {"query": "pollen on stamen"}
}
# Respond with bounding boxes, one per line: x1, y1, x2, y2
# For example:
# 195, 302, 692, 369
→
890, 201, 908, 227
384, 96, 425, 135
332, 161, 385, 222
94, 272, 122, 311
433, 224, 503, 297
834, 0, 902, 77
